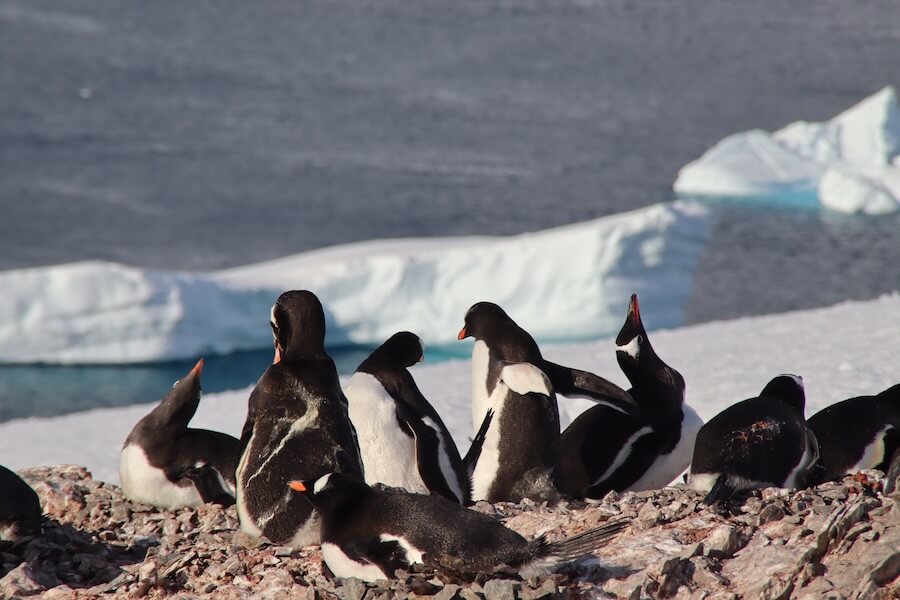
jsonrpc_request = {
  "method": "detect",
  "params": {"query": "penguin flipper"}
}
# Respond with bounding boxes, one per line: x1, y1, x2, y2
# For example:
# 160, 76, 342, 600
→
463, 409, 495, 478
542, 361, 638, 417
395, 404, 464, 504
183, 464, 235, 507
703, 475, 735, 506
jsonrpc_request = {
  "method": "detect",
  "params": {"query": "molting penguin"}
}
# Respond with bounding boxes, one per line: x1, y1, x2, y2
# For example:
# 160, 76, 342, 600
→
120, 359, 239, 509
458, 302, 638, 502
558, 294, 702, 500
688, 374, 819, 505
235, 290, 364, 546
806, 383, 900, 485
287, 472, 628, 583
0, 466, 42, 543
346, 332, 487, 505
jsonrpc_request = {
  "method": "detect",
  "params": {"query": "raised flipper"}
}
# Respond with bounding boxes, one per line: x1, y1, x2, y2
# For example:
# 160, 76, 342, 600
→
463, 409, 494, 479
542, 360, 638, 417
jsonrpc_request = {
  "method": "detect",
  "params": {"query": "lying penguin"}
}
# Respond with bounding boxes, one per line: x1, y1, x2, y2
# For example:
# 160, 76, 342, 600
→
806, 383, 899, 485
345, 331, 492, 505
288, 472, 628, 582
459, 302, 638, 502
558, 294, 703, 500
235, 290, 364, 546
0, 465, 42, 543
120, 359, 240, 509
688, 374, 819, 505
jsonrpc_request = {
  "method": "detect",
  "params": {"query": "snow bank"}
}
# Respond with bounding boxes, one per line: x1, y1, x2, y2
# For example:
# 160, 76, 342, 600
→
674, 87, 900, 214
0, 201, 709, 364
2, 293, 898, 484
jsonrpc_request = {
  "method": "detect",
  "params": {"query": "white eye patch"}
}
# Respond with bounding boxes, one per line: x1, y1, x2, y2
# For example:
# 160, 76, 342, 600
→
616, 335, 642, 358
313, 473, 333, 494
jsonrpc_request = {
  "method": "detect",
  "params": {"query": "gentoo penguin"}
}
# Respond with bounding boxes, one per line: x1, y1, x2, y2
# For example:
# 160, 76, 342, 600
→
688, 375, 819, 505
0, 466, 42, 543
806, 383, 900, 485
287, 472, 628, 582
120, 359, 239, 509
345, 332, 484, 505
458, 302, 638, 502
558, 294, 703, 500
235, 290, 364, 546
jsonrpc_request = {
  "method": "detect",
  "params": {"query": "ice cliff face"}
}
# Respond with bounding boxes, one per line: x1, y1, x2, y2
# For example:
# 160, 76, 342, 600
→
0, 201, 709, 365
675, 86, 900, 214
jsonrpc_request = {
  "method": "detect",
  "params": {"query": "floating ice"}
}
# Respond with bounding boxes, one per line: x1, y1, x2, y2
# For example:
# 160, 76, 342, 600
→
3, 292, 898, 485
0, 201, 710, 364
675, 87, 900, 214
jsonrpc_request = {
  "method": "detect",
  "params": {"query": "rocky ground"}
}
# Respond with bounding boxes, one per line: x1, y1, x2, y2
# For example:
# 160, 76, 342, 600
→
1, 466, 898, 599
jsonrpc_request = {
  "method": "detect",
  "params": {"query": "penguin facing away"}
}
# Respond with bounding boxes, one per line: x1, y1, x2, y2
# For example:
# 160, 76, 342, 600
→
345, 331, 479, 505
235, 290, 364, 546
458, 302, 638, 502
287, 472, 629, 583
120, 359, 239, 509
0, 466, 42, 543
558, 294, 703, 500
688, 374, 819, 505
806, 383, 900, 485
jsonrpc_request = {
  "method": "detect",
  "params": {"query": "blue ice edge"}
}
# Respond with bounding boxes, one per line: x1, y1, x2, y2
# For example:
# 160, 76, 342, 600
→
0, 201, 712, 420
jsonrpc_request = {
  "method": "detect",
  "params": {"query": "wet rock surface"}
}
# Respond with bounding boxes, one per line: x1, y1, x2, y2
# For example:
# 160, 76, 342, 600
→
1, 466, 897, 599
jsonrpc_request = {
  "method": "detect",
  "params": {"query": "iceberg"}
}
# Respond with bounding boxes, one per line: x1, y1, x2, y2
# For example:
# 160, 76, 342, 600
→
674, 87, 900, 214
3, 292, 898, 485
0, 201, 710, 364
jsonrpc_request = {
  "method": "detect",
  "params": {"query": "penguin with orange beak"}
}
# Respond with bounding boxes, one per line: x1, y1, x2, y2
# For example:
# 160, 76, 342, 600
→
120, 359, 240, 509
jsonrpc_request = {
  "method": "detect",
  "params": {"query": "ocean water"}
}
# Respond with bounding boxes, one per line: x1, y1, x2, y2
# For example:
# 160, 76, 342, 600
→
2, 0, 900, 420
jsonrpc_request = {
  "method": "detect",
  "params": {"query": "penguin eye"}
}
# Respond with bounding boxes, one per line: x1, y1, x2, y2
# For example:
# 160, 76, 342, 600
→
637, 335, 643, 345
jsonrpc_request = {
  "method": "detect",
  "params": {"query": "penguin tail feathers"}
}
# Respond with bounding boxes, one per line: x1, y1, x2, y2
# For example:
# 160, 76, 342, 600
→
464, 409, 495, 478
521, 519, 629, 576
703, 475, 735, 506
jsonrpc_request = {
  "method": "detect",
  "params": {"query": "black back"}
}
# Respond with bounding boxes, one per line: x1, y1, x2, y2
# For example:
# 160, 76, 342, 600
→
807, 383, 900, 484
558, 294, 685, 498
0, 465, 42, 540
691, 375, 809, 486
304, 473, 531, 575
125, 360, 240, 491
238, 290, 364, 544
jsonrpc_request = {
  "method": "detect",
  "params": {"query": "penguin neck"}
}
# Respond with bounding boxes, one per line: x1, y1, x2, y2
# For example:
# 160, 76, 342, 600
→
282, 331, 327, 362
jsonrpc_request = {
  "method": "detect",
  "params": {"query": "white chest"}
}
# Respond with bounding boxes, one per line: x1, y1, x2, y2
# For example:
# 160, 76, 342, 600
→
346, 373, 427, 493
629, 403, 704, 491
119, 444, 202, 509
848, 425, 894, 474
322, 542, 388, 582
471, 341, 492, 431
470, 379, 510, 501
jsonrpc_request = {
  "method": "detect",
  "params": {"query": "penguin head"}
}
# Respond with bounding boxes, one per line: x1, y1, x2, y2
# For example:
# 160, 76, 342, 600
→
615, 294, 655, 368
458, 301, 511, 343
360, 332, 425, 372
759, 374, 806, 413
288, 472, 372, 518
147, 358, 204, 429
270, 290, 327, 363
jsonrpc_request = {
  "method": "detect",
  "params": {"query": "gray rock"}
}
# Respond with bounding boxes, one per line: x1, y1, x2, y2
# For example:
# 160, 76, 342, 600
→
483, 578, 518, 600
339, 577, 368, 600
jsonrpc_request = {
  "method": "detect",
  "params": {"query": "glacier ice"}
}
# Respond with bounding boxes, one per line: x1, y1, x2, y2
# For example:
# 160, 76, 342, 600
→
674, 87, 900, 214
0, 201, 710, 365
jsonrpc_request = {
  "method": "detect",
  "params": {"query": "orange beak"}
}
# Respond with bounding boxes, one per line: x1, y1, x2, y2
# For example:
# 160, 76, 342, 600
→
191, 358, 205, 376
273, 345, 282, 365
288, 480, 307, 492
629, 294, 641, 321
457, 326, 468, 341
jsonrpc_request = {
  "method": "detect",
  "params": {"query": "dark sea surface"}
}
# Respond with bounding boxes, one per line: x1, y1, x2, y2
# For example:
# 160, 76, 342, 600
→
2, 0, 899, 420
